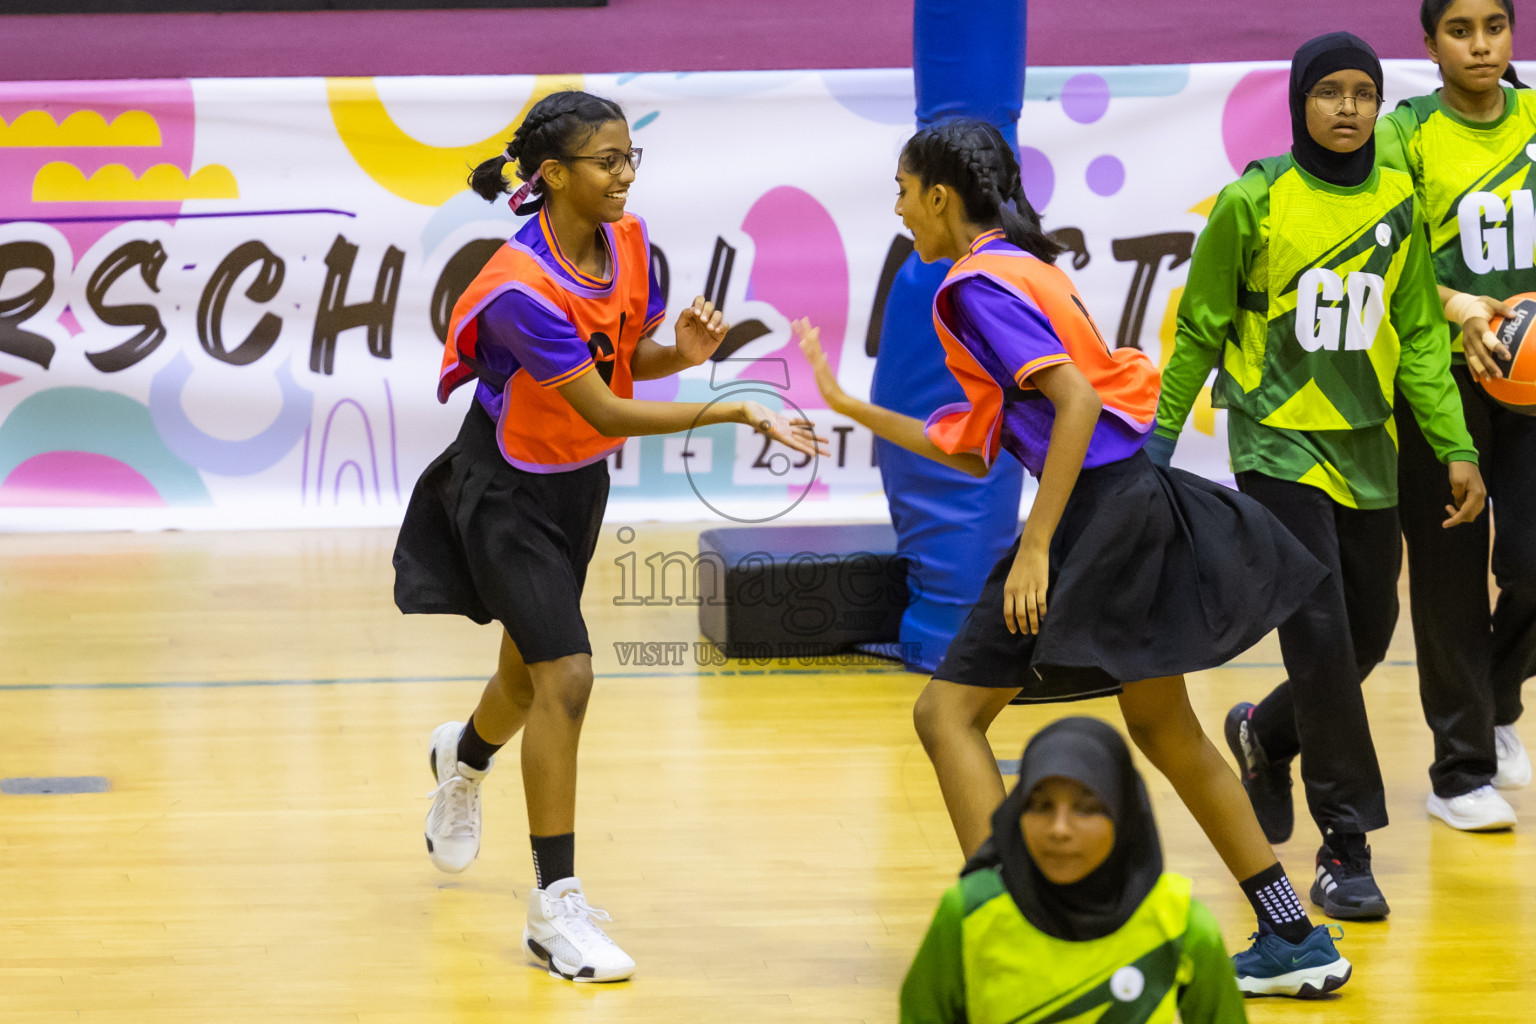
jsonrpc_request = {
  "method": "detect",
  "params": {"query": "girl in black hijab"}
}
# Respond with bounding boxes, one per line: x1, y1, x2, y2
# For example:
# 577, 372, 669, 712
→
900, 718, 1251, 1023
1288, 31, 1385, 187
1153, 30, 1484, 925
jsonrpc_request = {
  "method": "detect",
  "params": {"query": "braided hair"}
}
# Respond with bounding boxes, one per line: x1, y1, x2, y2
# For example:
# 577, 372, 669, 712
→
899, 118, 1063, 264
468, 90, 627, 215
1420, 0, 1526, 88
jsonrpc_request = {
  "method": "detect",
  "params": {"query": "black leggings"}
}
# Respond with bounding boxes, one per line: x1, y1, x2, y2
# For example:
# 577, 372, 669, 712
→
1237, 472, 1400, 838
1396, 366, 1536, 797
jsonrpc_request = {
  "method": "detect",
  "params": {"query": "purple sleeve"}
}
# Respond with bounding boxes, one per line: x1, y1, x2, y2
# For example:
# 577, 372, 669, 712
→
951, 274, 1072, 386
642, 257, 666, 335
479, 287, 593, 388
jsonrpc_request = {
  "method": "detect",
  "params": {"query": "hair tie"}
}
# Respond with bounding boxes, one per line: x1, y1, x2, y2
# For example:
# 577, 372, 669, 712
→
507, 169, 543, 212
502, 146, 515, 162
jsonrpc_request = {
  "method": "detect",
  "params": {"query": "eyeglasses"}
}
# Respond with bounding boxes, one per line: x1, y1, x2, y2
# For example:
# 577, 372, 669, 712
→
566, 147, 643, 176
1307, 86, 1380, 116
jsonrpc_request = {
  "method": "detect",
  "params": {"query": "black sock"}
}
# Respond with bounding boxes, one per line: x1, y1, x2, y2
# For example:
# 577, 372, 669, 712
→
1240, 863, 1314, 943
531, 832, 575, 889
456, 714, 504, 772
1323, 830, 1369, 864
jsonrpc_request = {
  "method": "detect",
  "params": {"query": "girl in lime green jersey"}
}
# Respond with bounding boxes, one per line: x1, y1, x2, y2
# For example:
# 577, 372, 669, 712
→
1374, 0, 1536, 833
1151, 33, 1486, 922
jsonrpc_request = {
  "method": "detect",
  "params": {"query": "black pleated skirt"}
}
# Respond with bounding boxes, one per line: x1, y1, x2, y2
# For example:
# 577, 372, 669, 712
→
933, 450, 1329, 703
393, 404, 610, 665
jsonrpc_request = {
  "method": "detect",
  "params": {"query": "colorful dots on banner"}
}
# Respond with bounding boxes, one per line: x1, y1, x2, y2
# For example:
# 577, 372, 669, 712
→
1022, 73, 1132, 207
1018, 145, 1055, 211
1061, 73, 1111, 125
0, 110, 161, 148
1086, 155, 1125, 197
632, 111, 660, 131
1221, 69, 1290, 175
32, 162, 238, 203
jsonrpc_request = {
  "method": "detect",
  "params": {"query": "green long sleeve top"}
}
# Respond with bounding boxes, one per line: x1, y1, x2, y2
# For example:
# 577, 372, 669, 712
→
1154, 155, 1477, 508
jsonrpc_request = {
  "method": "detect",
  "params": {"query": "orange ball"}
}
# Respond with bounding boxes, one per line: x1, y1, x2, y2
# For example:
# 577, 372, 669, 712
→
1482, 292, 1536, 415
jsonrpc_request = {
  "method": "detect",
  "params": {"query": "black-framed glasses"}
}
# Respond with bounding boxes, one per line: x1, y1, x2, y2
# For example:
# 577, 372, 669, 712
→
566, 147, 643, 176
1307, 86, 1380, 116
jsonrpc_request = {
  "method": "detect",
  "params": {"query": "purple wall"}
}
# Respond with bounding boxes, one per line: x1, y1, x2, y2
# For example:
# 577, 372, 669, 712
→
0, 0, 1526, 80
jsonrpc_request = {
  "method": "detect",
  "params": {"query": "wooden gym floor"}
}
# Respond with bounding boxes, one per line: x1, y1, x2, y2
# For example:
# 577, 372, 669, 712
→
1, 523, 1532, 1023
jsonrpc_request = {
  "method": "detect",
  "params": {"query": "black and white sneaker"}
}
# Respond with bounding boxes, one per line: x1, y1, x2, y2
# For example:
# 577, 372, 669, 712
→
1310, 834, 1389, 920
524, 877, 635, 983
424, 721, 488, 873
1225, 702, 1295, 844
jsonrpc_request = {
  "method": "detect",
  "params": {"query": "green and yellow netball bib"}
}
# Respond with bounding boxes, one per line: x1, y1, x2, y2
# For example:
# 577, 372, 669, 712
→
1378, 87, 1536, 351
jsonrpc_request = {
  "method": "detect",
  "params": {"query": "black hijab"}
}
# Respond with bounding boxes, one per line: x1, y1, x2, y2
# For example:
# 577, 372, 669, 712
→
962, 717, 1162, 941
1290, 31, 1384, 187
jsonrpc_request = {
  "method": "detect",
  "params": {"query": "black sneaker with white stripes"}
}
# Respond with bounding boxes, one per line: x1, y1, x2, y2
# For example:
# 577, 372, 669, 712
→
1310, 834, 1389, 921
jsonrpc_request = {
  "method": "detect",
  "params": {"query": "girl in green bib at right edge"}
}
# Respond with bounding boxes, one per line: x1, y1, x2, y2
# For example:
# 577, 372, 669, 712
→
1374, 0, 1536, 834
1150, 33, 1487, 922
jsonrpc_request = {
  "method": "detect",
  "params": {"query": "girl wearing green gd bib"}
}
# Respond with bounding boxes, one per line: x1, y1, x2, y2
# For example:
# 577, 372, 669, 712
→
900, 719, 1247, 1024
1374, 0, 1536, 834
1150, 33, 1485, 922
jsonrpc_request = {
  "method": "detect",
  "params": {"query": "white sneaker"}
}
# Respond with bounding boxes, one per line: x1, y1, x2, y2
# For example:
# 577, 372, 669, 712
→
424, 721, 488, 873
1427, 785, 1517, 832
523, 877, 636, 983
1494, 725, 1532, 790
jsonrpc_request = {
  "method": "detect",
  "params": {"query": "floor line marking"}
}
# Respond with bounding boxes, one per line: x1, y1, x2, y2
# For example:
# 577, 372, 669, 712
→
0, 660, 1419, 693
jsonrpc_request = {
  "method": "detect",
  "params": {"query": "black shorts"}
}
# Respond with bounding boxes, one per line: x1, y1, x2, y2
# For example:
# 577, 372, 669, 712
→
934, 451, 1328, 703
393, 404, 610, 664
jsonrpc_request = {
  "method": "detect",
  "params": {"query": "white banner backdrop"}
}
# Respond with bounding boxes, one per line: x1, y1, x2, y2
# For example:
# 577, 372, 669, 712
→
0, 61, 1487, 530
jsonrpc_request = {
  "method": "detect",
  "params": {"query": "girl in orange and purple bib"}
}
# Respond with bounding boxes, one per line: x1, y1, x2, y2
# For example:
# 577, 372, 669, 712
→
394, 90, 822, 984
798, 118, 1349, 997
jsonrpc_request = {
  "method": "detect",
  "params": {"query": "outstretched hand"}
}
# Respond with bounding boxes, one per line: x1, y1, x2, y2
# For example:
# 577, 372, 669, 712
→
793, 318, 848, 412
674, 296, 728, 366
741, 399, 829, 460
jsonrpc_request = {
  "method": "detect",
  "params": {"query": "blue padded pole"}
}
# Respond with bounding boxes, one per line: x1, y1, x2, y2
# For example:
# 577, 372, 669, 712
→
870, 0, 1027, 673
913, 0, 1026, 150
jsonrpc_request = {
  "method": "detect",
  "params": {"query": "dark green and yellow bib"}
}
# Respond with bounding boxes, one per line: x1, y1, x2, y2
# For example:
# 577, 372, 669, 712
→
959, 870, 1194, 1024
1378, 87, 1536, 350
1217, 155, 1416, 433
1207, 155, 1421, 506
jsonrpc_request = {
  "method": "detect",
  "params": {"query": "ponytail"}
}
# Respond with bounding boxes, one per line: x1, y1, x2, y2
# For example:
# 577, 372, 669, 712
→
900, 118, 1064, 264
465, 90, 626, 215
1000, 181, 1057, 261
468, 152, 514, 202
